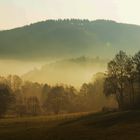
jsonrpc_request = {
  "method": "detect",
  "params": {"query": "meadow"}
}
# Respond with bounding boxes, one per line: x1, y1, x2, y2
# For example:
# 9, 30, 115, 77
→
0, 111, 140, 140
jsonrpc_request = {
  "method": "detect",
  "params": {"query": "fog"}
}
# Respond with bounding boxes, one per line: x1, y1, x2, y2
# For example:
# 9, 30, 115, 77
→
0, 59, 45, 76
0, 57, 108, 88
22, 57, 108, 88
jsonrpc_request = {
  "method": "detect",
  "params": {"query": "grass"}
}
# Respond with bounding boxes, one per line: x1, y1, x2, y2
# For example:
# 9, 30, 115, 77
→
0, 111, 140, 140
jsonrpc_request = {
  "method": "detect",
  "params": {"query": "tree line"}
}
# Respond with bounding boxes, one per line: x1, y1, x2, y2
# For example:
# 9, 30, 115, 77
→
0, 74, 107, 117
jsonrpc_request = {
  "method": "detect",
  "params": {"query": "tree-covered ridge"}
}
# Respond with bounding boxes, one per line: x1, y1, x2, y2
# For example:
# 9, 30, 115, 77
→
0, 19, 140, 60
22, 56, 108, 87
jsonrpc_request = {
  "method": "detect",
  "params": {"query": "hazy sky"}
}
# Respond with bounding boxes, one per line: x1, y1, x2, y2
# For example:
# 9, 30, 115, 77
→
0, 0, 140, 29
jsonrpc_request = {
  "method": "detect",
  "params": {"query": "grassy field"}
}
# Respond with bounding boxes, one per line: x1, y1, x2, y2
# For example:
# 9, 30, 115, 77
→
0, 111, 140, 140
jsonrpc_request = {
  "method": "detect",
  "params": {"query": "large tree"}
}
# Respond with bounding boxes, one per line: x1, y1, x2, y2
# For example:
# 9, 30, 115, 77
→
104, 51, 129, 109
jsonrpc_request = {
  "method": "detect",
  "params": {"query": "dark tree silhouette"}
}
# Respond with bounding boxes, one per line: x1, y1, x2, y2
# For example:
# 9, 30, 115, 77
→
104, 50, 140, 110
0, 84, 14, 117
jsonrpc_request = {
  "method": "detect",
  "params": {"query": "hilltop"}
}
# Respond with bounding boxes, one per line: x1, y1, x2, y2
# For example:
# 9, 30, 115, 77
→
0, 19, 140, 60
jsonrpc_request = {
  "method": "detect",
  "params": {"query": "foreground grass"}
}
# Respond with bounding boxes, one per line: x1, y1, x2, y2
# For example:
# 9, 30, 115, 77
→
0, 111, 140, 140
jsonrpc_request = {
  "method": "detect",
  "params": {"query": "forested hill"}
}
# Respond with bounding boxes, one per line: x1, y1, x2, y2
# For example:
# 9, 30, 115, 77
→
0, 19, 140, 60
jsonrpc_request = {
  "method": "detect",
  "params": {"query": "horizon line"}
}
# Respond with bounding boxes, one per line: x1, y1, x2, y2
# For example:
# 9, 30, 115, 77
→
1, 18, 140, 32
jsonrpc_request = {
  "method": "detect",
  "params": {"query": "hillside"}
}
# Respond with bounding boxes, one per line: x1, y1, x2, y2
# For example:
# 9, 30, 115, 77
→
0, 19, 140, 60
22, 56, 108, 87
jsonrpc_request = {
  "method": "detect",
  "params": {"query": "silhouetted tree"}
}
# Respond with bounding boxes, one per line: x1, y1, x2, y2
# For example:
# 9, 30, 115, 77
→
0, 84, 14, 117
125, 56, 136, 107
104, 50, 140, 109
104, 51, 128, 109
44, 86, 65, 114
133, 51, 140, 84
